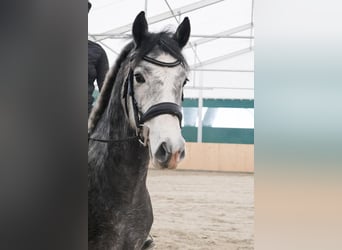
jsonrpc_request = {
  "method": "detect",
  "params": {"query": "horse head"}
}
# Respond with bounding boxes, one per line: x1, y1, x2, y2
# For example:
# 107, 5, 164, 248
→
123, 12, 191, 169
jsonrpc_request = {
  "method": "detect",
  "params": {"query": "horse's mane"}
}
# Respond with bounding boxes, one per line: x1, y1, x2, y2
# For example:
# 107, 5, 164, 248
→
88, 31, 188, 135
88, 42, 134, 134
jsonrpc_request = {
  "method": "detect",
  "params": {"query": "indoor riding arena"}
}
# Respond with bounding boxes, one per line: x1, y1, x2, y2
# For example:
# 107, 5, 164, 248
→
89, 0, 254, 249
147, 142, 254, 250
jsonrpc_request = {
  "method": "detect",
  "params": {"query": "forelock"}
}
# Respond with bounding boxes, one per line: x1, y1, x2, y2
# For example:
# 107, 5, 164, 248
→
132, 31, 188, 68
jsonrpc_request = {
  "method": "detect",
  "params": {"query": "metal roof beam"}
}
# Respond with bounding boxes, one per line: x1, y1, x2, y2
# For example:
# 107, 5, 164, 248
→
94, 0, 225, 42
89, 35, 119, 55
163, 0, 203, 66
185, 86, 254, 90
191, 34, 254, 39
89, 34, 254, 40
190, 68, 254, 73
191, 47, 253, 68
250, 0, 255, 47
188, 23, 253, 48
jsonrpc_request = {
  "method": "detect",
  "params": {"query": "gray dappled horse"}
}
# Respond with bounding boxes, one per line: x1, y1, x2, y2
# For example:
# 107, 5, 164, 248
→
88, 12, 190, 250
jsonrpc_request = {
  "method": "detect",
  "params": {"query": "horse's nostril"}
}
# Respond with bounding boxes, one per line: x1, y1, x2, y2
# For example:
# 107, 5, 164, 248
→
155, 142, 171, 164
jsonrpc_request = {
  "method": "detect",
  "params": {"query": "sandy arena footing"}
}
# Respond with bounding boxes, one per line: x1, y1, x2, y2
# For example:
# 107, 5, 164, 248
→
147, 169, 254, 250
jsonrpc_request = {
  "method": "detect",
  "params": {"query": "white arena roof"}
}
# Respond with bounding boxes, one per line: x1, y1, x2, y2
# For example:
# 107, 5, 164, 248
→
88, 0, 254, 99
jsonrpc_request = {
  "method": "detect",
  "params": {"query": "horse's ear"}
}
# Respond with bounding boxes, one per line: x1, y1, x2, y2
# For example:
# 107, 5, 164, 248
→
132, 11, 148, 48
173, 17, 191, 49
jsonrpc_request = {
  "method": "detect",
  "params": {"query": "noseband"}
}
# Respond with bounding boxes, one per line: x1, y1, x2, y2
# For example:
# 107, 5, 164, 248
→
89, 55, 185, 146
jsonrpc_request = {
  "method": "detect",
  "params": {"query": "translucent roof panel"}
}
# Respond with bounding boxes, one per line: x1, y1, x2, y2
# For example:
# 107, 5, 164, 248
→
88, 0, 254, 100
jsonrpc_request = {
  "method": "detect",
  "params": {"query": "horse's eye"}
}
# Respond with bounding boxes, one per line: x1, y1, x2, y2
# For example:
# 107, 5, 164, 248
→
134, 73, 145, 84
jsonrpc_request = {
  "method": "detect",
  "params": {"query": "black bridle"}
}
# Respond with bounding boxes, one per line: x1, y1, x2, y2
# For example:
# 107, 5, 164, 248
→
89, 55, 186, 146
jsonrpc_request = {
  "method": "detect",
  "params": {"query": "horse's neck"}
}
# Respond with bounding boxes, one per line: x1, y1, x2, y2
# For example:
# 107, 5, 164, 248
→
88, 59, 150, 211
89, 99, 150, 205
93, 92, 134, 141
90, 90, 150, 174
89, 97, 149, 201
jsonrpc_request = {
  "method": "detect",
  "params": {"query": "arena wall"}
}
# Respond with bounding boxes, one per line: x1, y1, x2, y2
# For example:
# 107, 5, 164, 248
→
177, 142, 254, 173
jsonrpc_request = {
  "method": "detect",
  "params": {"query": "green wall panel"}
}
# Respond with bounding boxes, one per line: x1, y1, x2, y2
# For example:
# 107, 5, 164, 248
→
92, 93, 254, 144
181, 127, 198, 142
182, 98, 254, 108
182, 127, 254, 144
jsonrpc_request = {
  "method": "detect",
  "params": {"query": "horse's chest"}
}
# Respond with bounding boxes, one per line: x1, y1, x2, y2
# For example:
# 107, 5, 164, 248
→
107, 206, 152, 249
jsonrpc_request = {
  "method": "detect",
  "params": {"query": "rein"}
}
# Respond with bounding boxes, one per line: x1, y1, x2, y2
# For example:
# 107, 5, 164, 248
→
88, 55, 185, 146
88, 135, 139, 143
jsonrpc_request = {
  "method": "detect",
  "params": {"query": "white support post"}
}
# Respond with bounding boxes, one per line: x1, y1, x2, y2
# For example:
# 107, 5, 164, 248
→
197, 71, 203, 143
145, 0, 148, 16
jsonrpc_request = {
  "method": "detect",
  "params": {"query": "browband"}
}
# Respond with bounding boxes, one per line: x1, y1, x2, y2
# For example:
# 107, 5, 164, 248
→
142, 56, 182, 67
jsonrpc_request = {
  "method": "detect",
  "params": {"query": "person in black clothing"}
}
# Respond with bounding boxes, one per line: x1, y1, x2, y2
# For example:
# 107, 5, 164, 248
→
88, 40, 108, 115
88, 2, 109, 115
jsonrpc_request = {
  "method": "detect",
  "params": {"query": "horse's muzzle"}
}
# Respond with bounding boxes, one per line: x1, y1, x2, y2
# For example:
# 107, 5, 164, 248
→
154, 140, 185, 169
